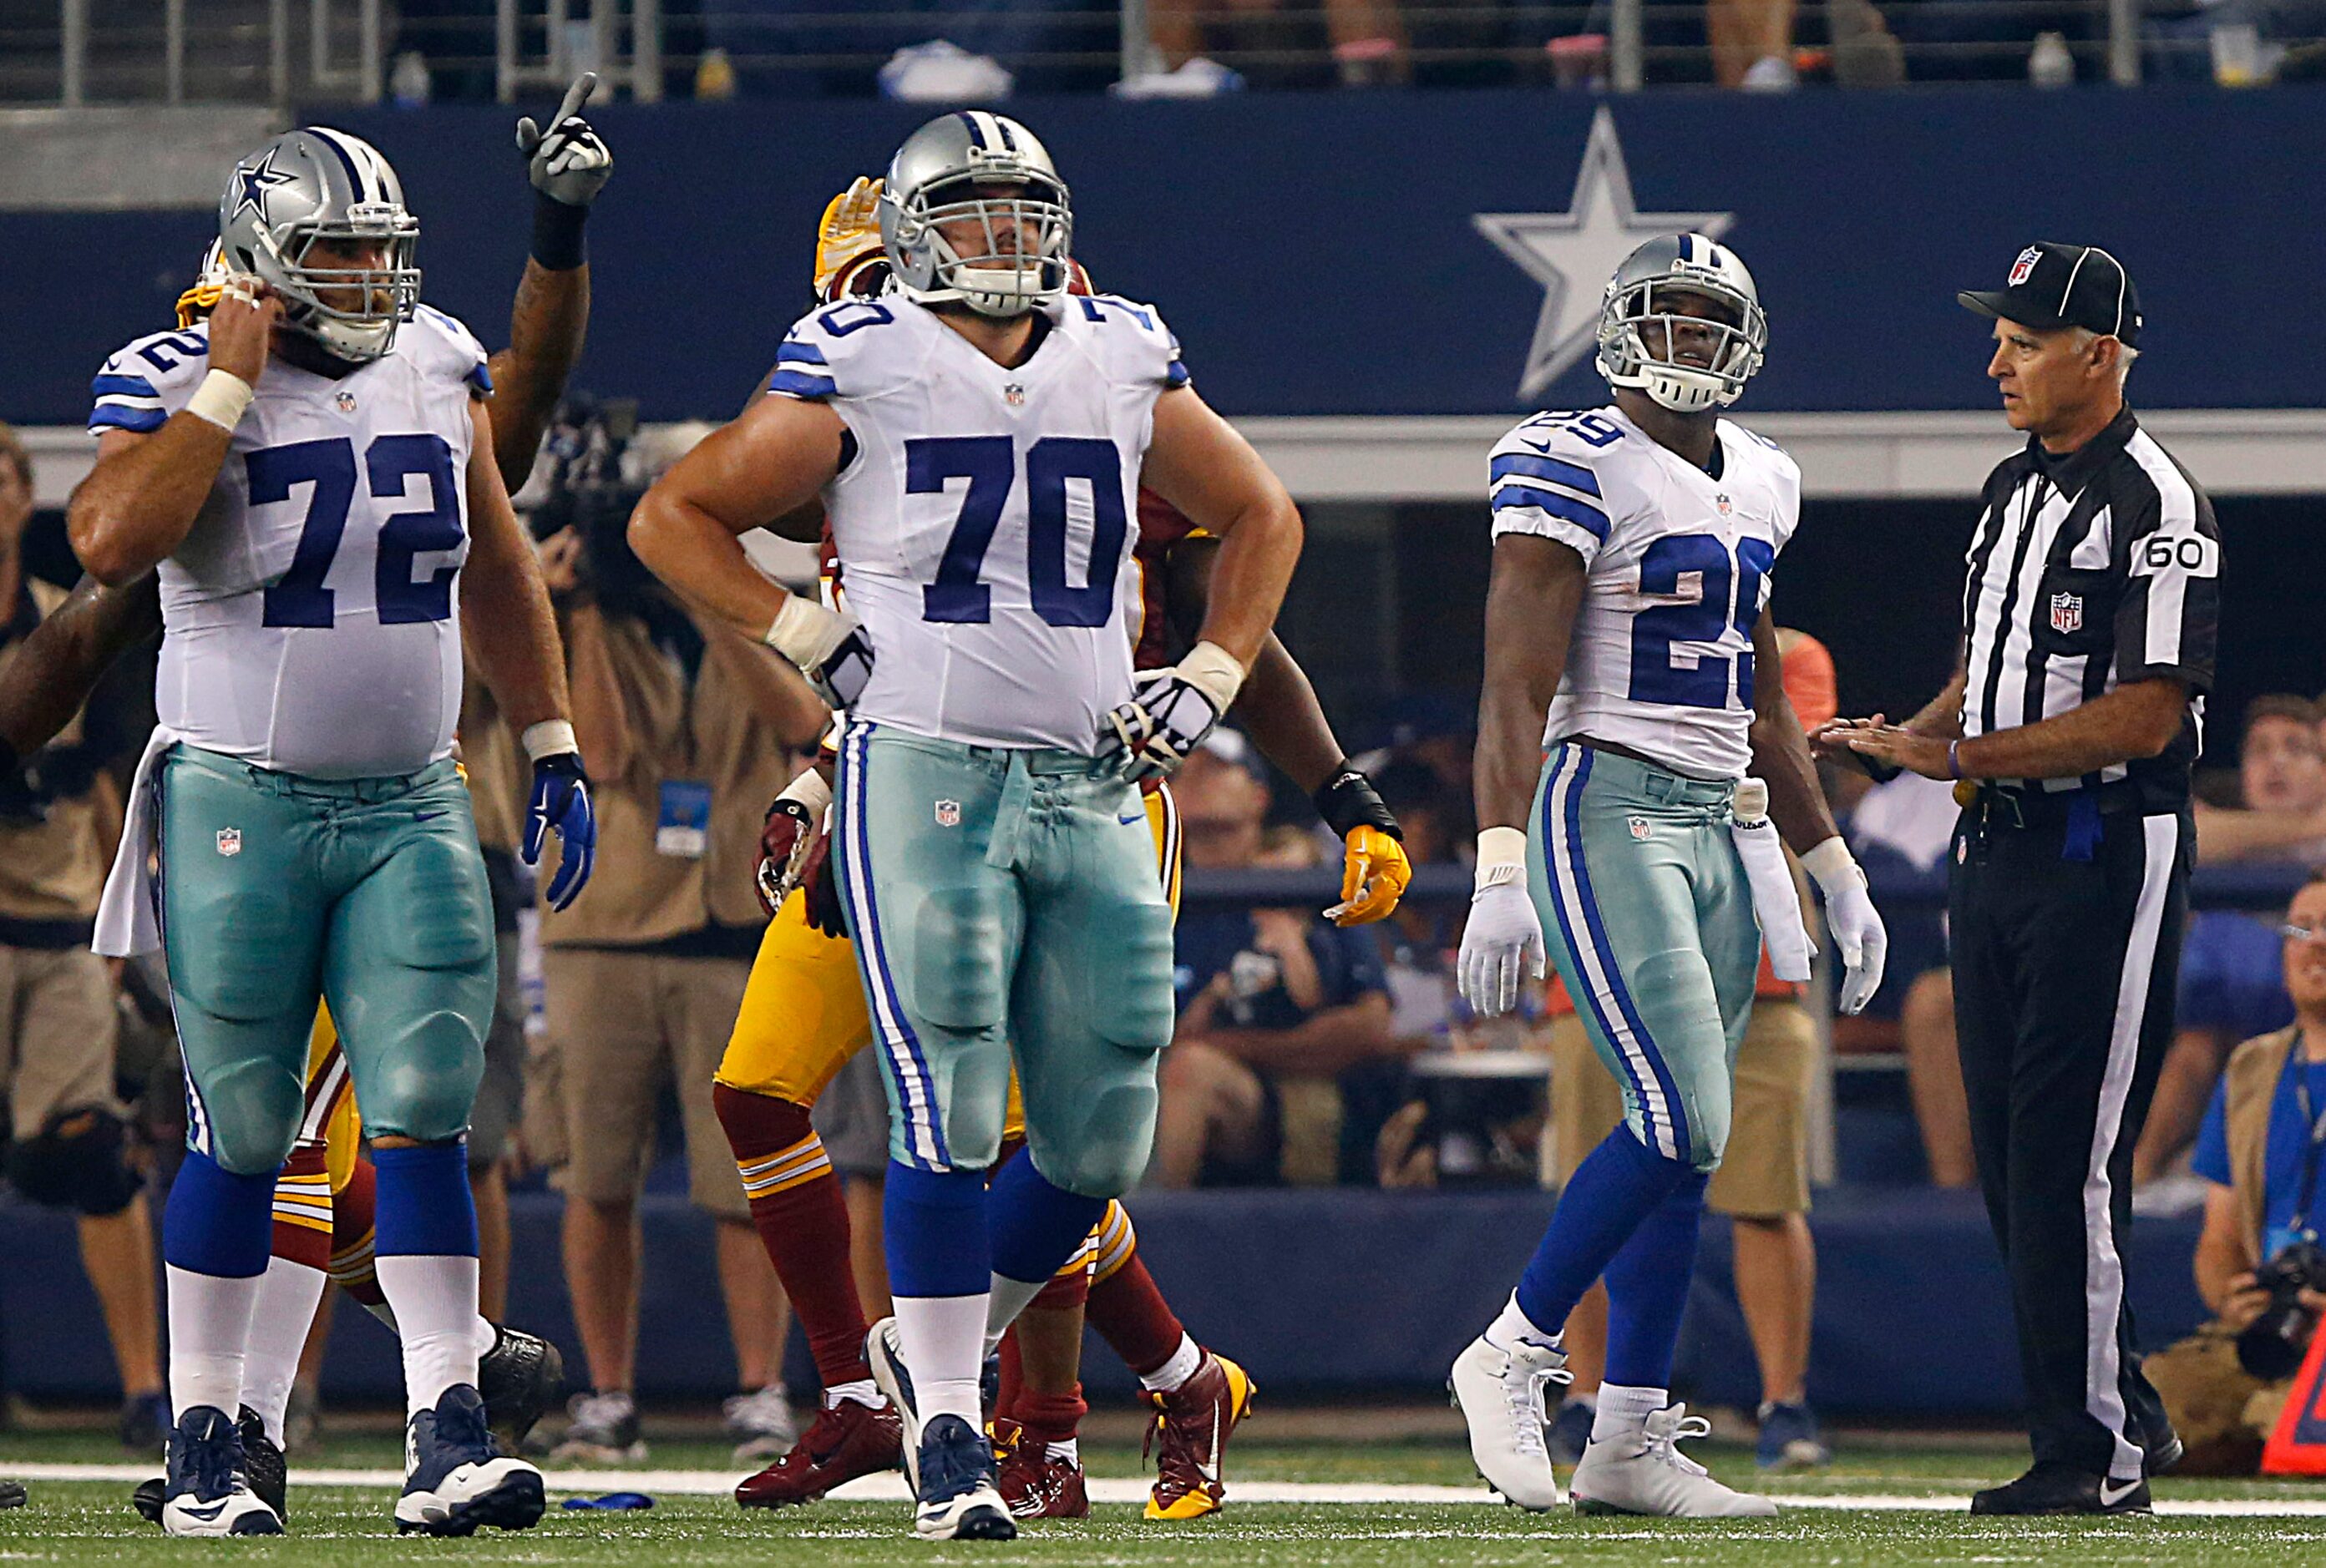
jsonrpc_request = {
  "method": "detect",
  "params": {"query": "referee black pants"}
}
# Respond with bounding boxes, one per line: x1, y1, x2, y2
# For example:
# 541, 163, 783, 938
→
1948, 800, 2190, 1481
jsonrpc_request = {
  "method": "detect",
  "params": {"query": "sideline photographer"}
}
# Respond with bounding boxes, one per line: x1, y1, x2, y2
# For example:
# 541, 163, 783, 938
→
2146, 870, 2326, 1473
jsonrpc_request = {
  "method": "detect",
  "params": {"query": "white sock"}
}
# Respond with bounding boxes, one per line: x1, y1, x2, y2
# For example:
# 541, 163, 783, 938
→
473, 1314, 498, 1358
981, 1272, 1051, 1360
241, 1259, 328, 1445
375, 1255, 481, 1416
894, 1293, 988, 1427
824, 1378, 882, 1410
166, 1266, 265, 1420
1139, 1333, 1203, 1393
1593, 1382, 1666, 1441
1485, 1292, 1562, 1355
1045, 1438, 1079, 1465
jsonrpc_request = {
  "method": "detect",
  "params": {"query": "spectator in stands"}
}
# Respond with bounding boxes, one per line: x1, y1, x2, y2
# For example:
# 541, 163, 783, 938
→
1148, 0, 1411, 86
2143, 873, 2326, 1474
2134, 695, 2325, 1186
1537, 628, 1837, 1471
533, 433, 826, 1463
0, 422, 167, 1449
1152, 730, 1400, 1186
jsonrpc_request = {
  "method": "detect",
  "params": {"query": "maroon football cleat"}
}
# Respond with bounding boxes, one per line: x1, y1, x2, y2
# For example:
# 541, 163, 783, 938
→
996, 1442, 1089, 1520
1144, 1351, 1255, 1520
733, 1397, 903, 1509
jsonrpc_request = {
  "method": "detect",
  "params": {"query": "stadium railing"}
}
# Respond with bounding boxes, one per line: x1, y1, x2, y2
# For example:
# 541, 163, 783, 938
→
3, 0, 2318, 108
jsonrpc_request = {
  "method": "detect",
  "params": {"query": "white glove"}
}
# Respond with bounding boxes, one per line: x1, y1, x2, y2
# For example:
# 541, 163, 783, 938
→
1803, 837, 1888, 1015
763, 593, 874, 711
517, 73, 614, 207
1100, 641, 1244, 782
1457, 827, 1545, 1018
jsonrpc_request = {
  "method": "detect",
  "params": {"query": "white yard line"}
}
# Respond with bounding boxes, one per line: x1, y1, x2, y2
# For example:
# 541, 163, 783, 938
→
11, 1465, 2326, 1516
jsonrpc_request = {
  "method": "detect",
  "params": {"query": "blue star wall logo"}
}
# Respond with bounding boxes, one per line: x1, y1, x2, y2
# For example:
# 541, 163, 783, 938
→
231, 147, 297, 227
1472, 108, 1736, 402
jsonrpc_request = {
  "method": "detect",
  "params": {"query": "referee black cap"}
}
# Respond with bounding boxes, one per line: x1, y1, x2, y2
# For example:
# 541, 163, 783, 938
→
1959, 241, 2143, 347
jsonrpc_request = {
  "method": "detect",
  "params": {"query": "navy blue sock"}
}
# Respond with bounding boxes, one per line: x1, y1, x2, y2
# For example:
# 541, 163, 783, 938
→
884, 1162, 990, 1297
987, 1154, 1107, 1287
1602, 1170, 1709, 1388
371, 1141, 478, 1258
1514, 1124, 1692, 1337
162, 1149, 275, 1277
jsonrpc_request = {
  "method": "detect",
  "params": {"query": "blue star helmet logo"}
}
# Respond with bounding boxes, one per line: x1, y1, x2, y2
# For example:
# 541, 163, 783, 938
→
232, 146, 298, 227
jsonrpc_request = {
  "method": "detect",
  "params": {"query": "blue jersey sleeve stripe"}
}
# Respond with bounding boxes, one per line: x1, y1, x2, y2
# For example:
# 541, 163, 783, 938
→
1164, 359, 1190, 388
89, 404, 168, 433
1491, 452, 1602, 497
1492, 486, 1609, 539
777, 341, 830, 367
92, 372, 160, 400
767, 368, 838, 400
466, 358, 494, 394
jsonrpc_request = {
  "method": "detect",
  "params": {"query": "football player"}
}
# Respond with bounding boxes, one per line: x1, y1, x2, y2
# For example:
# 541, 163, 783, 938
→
70, 124, 595, 1536
715, 184, 1406, 1522
631, 112, 1305, 1540
1452, 235, 1886, 1518
8, 81, 610, 1528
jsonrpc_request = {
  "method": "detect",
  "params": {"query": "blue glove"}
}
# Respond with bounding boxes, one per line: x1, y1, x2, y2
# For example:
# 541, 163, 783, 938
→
524, 752, 596, 911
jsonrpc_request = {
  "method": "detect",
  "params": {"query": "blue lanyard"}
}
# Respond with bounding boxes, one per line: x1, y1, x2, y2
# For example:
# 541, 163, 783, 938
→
2283, 1052, 2326, 1241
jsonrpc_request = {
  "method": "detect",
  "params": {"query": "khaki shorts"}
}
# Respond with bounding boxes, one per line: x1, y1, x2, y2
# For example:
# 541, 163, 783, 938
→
1547, 997, 1816, 1217
0, 943, 121, 1137
545, 947, 753, 1220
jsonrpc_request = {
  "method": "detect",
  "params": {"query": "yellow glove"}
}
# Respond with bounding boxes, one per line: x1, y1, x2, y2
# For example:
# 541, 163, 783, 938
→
813, 176, 886, 301
1326, 824, 1411, 927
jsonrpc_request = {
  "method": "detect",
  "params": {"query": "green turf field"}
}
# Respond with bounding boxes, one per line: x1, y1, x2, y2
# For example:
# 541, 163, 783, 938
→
5, 1431, 2326, 1565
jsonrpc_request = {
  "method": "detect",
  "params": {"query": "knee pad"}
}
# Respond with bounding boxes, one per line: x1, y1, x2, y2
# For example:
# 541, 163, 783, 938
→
1625, 948, 1732, 1173
193, 1058, 308, 1176
6, 1107, 141, 1216
1092, 901, 1177, 1058
912, 885, 1009, 1031
355, 1021, 484, 1144
1036, 1043, 1161, 1198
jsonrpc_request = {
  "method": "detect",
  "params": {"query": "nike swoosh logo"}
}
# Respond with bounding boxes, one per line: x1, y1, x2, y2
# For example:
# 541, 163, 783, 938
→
414, 811, 447, 822
1194, 1406, 1222, 1486
176, 1501, 229, 1520
2098, 1478, 2141, 1507
1518, 435, 1557, 454
1118, 812, 1143, 825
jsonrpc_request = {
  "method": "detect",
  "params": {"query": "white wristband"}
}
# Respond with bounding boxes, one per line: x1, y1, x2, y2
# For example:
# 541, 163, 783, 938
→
763, 591, 842, 670
1800, 835, 1865, 895
185, 369, 253, 433
1474, 825, 1528, 891
1177, 640, 1247, 714
777, 766, 832, 818
521, 719, 579, 762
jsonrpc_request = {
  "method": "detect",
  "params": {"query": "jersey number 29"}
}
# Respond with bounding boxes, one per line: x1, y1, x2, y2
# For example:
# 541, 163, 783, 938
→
908, 436, 1127, 630
1629, 534, 1776, 710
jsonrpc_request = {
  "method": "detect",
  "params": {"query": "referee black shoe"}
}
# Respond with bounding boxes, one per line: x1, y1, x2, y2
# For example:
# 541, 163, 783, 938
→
1969, 1462, 2151, 1515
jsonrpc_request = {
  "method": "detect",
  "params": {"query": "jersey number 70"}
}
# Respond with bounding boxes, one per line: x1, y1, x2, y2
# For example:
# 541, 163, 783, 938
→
908, 435, 1128, 630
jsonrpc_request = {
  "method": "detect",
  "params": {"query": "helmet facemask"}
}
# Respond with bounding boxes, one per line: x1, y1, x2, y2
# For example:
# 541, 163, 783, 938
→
886, 173, 1072, 319
1599, 276, 1767, 414
249, 205, 420, 363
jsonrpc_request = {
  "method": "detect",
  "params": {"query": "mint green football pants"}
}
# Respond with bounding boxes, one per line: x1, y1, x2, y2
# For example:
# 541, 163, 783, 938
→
1527, 743, 1761, 1172
830, 722, 1177, 1196
157, 745, 496, 1175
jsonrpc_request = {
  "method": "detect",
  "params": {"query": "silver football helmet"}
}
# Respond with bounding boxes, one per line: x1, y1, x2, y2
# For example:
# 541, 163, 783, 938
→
217, 127, 419, 363
1595, 234, 1767, 413
878, 111, 1071, 319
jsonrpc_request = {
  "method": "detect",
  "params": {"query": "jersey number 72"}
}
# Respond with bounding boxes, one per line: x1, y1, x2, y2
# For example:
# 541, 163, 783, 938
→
909, 435, 1128, 630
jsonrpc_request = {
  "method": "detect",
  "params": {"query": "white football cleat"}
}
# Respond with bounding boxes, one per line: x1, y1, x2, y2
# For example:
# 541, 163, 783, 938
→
1450, 1333, 1571, 1510
1570, 1403, 1777, 1518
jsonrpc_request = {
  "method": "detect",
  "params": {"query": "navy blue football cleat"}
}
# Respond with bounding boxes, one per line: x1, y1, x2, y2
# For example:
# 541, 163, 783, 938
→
160, 1406, 281, 1536
394, 1384, 545, 1536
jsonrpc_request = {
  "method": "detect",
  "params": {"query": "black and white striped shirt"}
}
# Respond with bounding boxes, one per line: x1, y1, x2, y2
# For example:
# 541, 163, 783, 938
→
1959, 407, 2220, 812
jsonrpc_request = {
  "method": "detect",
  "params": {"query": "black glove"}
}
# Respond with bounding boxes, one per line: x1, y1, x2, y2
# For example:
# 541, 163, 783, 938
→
802, 831, 848, 939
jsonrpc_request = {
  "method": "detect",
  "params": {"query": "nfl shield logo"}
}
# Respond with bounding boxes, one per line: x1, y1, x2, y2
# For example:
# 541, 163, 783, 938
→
1628, 816, 1653, 842
334, 390, 357, 413
2050, 592, 2083, 635
215, 827, 241, 857
2009, 245, 2043, 286
935, 799, 961, 827
1715, 493, 1733, 516
1003, 383, 1026, 407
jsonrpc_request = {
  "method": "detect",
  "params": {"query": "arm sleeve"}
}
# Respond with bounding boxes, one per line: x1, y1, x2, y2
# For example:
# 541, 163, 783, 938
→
2190, 1075, 2233, 1186
2113, 473, 2221, 692
88, 327, 211, 435
1487, 423, 1613, 567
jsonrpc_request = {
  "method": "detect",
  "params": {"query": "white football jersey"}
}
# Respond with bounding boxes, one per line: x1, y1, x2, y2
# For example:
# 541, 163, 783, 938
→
767, 291, 1188, 752
1487, 405, 1801, 780
89, 308, 490, 780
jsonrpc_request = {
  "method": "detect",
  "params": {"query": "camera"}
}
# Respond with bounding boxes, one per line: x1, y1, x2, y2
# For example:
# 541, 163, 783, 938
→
2235, 1237, 2326, 1379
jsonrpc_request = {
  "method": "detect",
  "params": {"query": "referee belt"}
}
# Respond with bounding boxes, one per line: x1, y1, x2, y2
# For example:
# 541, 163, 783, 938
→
1960, 779, 2141, 832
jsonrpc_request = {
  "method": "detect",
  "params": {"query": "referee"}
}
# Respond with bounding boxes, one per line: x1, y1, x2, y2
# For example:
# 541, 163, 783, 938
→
1822, 242, 2220, 1515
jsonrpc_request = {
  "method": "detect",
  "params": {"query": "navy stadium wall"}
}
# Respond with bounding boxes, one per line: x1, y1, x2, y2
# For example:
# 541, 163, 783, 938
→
4, 89, 2319, 427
